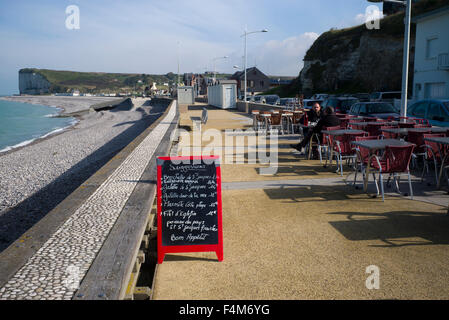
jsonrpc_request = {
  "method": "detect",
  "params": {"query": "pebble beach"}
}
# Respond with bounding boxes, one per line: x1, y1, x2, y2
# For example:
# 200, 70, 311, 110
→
0, 95, 167, 252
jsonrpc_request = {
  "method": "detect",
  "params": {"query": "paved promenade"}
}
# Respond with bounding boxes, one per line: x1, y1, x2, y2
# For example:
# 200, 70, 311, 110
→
0, 101, 177, 300
153, 105, 449, 300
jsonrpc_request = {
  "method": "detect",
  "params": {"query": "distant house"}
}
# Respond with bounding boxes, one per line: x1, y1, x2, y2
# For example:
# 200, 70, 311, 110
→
412, 5, 449, 100
230, 67, 270, 95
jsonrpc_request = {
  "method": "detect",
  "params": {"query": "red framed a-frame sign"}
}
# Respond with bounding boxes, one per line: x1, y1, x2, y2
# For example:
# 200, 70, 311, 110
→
156, 156, 223, 264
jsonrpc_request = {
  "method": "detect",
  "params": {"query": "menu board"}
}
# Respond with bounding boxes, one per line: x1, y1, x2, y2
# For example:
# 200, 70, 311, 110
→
156, 156, 223, 264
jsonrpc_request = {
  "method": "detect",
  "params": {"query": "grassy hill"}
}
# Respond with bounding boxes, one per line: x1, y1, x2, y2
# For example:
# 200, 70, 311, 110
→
19, 68, 179, 94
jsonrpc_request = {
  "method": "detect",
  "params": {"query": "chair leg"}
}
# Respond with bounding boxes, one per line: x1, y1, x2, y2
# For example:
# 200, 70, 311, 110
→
408, 171, 413, 200
434, 159, 439, 186
372, 172, 380, 196
379, 173, 385, 202
353, 163, 359, 186
340, 155, 344, 177
421, 160, 428, 183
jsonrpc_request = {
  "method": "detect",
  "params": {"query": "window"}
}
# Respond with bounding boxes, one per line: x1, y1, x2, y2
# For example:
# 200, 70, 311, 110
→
260, 81, 264, 87
408, 101, 428, 118
426, 37, 438, 59
425, 83, 446, 99
359, 104, 367, 114
367, 103, 396, 114
351, 104, 360, 114
427, 103, 442, 121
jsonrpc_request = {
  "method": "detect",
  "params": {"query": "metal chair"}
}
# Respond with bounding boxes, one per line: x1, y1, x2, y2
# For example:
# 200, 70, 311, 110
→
422, 133, 449, 186
407, 129, 431, 170
333, 132, 366, 176
370, 144, 415, 201
353, 136, 380, 189
321, 126, 341, 165
366, 123, 382, 137
291, 111, 303, 135
267, 112, 282, 134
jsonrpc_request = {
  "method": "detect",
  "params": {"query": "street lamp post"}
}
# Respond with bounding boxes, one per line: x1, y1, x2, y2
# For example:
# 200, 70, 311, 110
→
241, 27, 268, 103
212, 56, 229, 84
368, 0, 412, 120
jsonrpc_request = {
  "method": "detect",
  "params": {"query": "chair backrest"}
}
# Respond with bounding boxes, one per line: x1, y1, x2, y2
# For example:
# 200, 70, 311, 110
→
270, 113, 281, 125
339, 118, 349, 129
423, 133, 445, 161
348, 121, 361, 130
337, 132, 366, 155
380, 126, 398, 139
367, 123, 382, 137
384, 144, 415, 173
398, 122, 416, 128
363, 117, 378, 122
407, 129, 431, 153
413, 118, 430, 126
322, 126, 341, 145
292, 112, 302, 124
355, 136, 379, 164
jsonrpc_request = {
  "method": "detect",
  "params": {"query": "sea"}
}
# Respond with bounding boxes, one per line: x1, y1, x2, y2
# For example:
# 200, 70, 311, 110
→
0, 98, 77, 153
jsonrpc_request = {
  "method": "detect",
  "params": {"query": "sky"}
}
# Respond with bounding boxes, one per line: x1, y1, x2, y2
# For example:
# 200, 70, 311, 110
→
0, 0, 380, 94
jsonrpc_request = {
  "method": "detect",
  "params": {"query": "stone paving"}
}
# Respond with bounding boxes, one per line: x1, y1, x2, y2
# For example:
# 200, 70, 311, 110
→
0, 102, 177, 300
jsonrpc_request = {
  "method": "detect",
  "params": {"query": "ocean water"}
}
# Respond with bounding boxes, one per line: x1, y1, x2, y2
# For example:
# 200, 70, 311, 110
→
0, 99, 77, 153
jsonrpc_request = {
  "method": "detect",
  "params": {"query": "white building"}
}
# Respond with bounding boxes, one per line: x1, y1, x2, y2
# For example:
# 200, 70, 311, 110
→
413, 6, 449, 100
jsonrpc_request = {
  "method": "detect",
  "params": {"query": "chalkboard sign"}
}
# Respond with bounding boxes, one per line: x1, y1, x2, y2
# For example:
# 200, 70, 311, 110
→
156, 156, 223, 264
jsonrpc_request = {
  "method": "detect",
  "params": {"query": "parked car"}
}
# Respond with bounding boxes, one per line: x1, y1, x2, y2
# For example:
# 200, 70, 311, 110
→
407, 99, 449, 127
311, 93, 329, 100
263, 95, 280, 105
322, 97, 359, 114
252, 95, 264, 103
370, 91, 402, 103
348, 102, 399, 119
279, 97, 296, 107
302, 99, 324, 109
353, 93, 371, 102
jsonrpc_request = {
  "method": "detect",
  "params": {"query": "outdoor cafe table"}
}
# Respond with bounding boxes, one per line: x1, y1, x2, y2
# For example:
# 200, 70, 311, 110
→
349, 121, 398, 128
423, 136, 449, 189
322, 129, 366, 170
350, 139, 415, 193
382, 127, 448, 139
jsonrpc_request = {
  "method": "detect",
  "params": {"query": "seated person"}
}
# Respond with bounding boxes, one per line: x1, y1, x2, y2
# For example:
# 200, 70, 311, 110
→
291, 106, 341, 153
301, 102, 323, 137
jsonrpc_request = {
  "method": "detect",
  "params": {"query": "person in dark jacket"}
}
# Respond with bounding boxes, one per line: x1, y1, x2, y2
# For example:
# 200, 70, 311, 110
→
301, 102, 322, 124
291, 106, 341, 152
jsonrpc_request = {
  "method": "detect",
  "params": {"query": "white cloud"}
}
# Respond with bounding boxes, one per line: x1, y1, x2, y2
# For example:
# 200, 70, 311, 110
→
244, 32, 320, 76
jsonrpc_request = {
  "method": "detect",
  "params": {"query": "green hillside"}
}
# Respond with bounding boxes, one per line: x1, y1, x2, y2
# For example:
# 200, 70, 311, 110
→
19, 68, 179, 94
